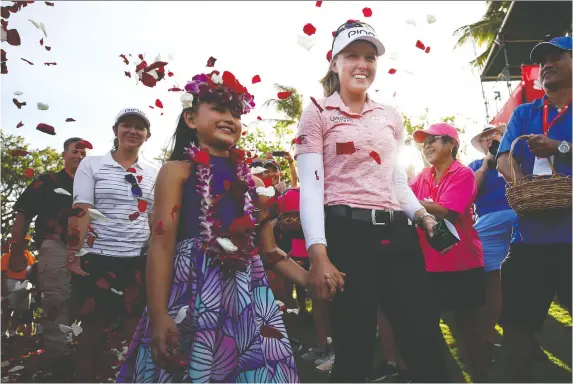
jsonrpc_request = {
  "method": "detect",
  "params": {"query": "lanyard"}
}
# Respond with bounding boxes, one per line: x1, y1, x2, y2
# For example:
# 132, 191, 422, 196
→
542, 98, 570, 135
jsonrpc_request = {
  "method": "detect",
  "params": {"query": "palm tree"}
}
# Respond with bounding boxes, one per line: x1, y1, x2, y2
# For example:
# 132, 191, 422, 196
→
453, 1, 511, 68
262, 84, 303, 139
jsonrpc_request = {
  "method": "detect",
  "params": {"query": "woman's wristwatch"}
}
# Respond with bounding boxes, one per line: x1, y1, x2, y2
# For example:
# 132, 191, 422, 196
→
415, 212, 436, 226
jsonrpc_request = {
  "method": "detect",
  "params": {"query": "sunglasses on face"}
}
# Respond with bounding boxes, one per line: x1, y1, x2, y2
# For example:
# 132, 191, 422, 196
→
422, 135, 444, 146
124, 174, 143, 198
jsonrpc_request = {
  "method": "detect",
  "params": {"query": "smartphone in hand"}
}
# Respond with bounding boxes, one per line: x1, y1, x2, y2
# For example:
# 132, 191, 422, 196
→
272, 151, 286, 157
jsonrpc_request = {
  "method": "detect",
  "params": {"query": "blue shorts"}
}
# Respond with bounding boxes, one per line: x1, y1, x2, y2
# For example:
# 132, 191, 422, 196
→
474, 209, 517, 273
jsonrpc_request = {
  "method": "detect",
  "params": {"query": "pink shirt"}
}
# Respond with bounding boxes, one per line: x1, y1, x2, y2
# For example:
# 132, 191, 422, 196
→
294, 92, 402, 210
278, 188, 308, 258
409, 160, 484, 272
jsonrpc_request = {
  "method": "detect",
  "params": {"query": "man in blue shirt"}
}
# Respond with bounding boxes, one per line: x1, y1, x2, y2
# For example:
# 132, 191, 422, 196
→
497, 36, 572, 381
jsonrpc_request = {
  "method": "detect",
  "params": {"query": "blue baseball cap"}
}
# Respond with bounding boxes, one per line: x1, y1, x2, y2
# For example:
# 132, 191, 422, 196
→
530, 36, 572, 64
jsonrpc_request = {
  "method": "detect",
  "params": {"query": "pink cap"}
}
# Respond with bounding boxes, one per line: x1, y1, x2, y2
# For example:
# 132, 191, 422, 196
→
413, 122, 460, 146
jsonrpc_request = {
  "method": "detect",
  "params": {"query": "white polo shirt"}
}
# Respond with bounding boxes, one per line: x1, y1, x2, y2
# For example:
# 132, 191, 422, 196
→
73, 151, 159, 258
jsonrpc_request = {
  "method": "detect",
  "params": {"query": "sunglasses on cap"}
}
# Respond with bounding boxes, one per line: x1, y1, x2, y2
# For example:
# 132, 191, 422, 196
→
333, 21, 375, 39
124, 173, 143, 198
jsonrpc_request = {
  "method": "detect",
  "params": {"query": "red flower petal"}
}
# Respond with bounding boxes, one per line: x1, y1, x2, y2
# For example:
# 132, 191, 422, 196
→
326, 50, 332, 62
124, 71, 131, 78
171, 204, 180, 220
257, 116, 262, 120
336, 142, 356, 155
24, 168, 34, 178
167, 71, 174, 77
21, 57, 34, 65
143, 61, 168, 72
9, 149, 29, 156
260, 324, 284, 339
155, 220, 164, 235
362, 7, 373, 17
316, 1, 322, 6
192, 148, 210, 166
277, 91, 292, 100
388, 68, 397, 74
45, 2, 54, 6
44, 62, 57, 66
425, 46, 431, 54
138, 53, 144, 60
1, 48, 6, 62
1, 62, 7, 74
252, 74, 261, 84
229, 148, 246, 163
16, 121, 23, 128
369, 151, 382, 165
380, 239, 391, 245
242, 131, 247, 136
415, 40, 426, 50
87, 233, 96, 247
127, 167, 136, 173
1, 6, 9, 18
119, 54, 129, 65
39, 38, 43, 46
128, 211, 140, 221
229, 214, 255, 233
136, 175, 143, 183
141, 72, 157, 87
96, 278, 110, 290
137, 199, 148, 213
261, 176, 273, 187
36, 123, 55, 135
65, 118, 76, 122
302, 23, 316, 36
7, 29, 21, 46
155, 99, 163, 108
206, 56, 217, 67
13, 98, 26, 109
292, 135, 306, 145
168, 86, 182, 92
347, 19, 359, 23
149, 106, 154, 109
107, 271, 116, 279
310, 96, 324, 112
315, 170, 319, 180
74, 140, 93, 149
45, 46, 51, 51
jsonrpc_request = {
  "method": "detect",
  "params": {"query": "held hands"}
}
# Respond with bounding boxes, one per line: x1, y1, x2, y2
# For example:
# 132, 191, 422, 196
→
527, 134, 560, 158
307, 246, 346, 301
150, 312, 182, 371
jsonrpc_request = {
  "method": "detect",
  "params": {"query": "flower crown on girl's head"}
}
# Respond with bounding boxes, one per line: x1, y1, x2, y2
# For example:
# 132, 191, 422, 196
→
180, 70, 255, 115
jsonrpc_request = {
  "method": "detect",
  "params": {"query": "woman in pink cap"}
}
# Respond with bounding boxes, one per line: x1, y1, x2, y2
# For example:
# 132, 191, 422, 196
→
294, 20, 449, 382
410, 123, 487, 382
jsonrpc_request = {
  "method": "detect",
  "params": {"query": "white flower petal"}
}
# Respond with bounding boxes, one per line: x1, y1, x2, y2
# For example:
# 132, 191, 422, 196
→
54, 188, 71, 196
110, 288, 123, 296
14, 280, 32, 291
406, 18, 416, 26
88, 208, 109, 221
8, 366, 24, 373
180, 93, 194, 109
75, 248, 88, 257
149, 70, 159, 81
250, 166, 266, 175
0, 26, 6, 42
256, 186, 275, 197
71, 323, 83, 336
13, 91, 23, 96
174, 305, 189, 324
216, 237, 238, 252
426, 14, 437, 24
297, 34, 314, 51
59, 324, 72, 334
37, 102, 49, 111
211, 73, 223, 84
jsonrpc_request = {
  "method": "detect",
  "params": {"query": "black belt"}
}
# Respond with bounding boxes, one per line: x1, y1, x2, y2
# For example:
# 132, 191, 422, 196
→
325, 205, 412, 226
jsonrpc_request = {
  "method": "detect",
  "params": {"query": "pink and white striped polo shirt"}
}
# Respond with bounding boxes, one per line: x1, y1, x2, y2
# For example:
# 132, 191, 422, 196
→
294, 92, 403, 210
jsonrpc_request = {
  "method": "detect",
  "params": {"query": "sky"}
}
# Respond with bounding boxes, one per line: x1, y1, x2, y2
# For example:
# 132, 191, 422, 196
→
2, 0, 509, 166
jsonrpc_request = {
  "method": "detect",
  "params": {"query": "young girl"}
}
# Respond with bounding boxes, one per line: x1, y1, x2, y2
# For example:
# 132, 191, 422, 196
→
117, 70, 337, 383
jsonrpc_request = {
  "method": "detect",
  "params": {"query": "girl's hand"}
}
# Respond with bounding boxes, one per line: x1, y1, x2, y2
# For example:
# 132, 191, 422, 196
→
67, 250, 89, 277
150, 312, 180, 370
422, 216, 437, 238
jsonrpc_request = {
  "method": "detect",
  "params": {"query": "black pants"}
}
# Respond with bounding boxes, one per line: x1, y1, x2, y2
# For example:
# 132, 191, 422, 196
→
325, 214, 450, 383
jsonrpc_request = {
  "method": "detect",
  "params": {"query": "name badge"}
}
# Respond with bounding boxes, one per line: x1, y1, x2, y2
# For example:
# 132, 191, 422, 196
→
532, 156, 554, 176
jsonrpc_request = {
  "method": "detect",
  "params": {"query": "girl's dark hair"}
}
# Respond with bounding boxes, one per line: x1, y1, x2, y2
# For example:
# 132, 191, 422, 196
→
442, 136, 459, 159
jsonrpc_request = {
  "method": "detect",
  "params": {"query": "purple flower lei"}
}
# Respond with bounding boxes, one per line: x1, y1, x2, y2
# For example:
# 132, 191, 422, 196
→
184, 142, 257, 272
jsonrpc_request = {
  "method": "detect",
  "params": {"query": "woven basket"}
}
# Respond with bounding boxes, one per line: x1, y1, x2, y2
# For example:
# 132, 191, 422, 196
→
505, 135, 572, 217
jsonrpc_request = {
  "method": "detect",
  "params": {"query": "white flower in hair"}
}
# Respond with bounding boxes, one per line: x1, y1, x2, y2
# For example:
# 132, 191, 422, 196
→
211, 73, 223, 85
180, 93, 194, 109
216, 237, 238, 252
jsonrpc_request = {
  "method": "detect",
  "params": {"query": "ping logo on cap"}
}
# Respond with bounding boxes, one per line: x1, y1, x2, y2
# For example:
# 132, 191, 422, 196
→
124, 108, 145, 115
347, 28, 375, 39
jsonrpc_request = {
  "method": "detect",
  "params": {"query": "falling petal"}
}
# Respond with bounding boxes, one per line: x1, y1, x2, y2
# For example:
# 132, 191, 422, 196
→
110, 288, 123, 296
415, 40, 426, 50
124, 71, 131, 78
74, 140, 93, 149
155, 99, 163, 108
362, 7, 372, 17
54, 188, 71, 196
21, 57, 34, 65
297, 34, 314, 51
28, 19, 47, 37
16, 121, 23, 128
406, 18, 416, 26
6, 29, 21, 46
303, 23, 316, 36
13, 91, 23, 96
13, 98, 26, 109
44, 62, 57, 66
315, 1, 322, 6
39, 38, 43, 46
9, 149, 29, 156
65, 118, 76, 122
174, 305, 189, 324
88, 208, 109, 221
45, 46, 51, 51
45, 2, 54, 6
8, 366, 24, 373
326, 50, 332, 62
277, 91, 292, 100
206, 56, 217, 67
388, 68, 397, 74
252, 74, 261, 84
36, 123, 55, 135
426, 14, 437, 24
256, 186, 275, 197
24, 168, 34, 178
425, 46, 431, 54
37, 102, 49, 110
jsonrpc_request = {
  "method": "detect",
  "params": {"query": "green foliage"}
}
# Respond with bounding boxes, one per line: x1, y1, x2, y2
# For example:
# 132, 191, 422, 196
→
1, 130, 63, 246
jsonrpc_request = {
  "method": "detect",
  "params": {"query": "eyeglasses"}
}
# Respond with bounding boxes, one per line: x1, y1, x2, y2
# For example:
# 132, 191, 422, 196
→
422, 135, 444, 146
333, 21, 374, 39
124, 174, 143, 198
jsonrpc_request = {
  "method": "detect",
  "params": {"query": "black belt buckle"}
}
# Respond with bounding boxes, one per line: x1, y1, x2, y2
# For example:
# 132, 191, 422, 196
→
372, 210, 393, 226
